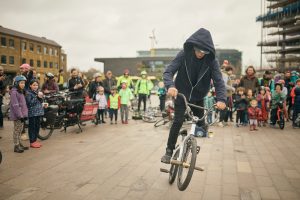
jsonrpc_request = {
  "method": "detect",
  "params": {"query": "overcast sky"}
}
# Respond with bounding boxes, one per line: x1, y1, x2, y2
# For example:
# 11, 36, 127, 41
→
0, 0, 265, 71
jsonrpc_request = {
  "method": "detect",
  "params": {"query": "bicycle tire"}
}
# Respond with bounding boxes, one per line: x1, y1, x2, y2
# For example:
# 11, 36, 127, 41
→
142, 115, 157, 123
279, 113, 285, 130
169, 149, 180, 184
154, 118, 169, 127
177, 136, 197, 191
38, 120, 54, 140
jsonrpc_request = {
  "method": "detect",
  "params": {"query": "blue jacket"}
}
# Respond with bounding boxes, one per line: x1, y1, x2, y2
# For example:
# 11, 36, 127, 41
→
163, 28, 226, 103
25, 90, 44, 117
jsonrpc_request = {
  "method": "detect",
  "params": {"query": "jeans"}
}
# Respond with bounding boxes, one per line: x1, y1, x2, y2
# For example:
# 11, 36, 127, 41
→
28, 116, 41, 143
97, 109, 105, 122
109, 109, 118, 121
120, 104, 129, 121
167, 97, 204, 150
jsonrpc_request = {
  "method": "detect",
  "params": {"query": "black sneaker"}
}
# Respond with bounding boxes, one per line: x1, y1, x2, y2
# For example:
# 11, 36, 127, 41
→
20, 143, 29, 150
161, 149, 173, 164
14, 145, 24, 153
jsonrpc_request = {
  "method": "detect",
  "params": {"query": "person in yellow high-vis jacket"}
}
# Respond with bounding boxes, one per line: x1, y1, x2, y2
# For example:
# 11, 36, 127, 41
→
107, 86, 120, 124
135, 71, 153, 112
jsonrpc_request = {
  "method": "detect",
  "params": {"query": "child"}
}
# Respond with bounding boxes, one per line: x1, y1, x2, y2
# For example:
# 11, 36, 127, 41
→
107, 86, 120, 124
233, 87, 247, 127
290, 79, 300, 128
270, 83, 286, 126
244, 89, 255, 125
119, 80, 133, 124
95, 86, 107, 124
2, 85, 11, 119
9, 75, 28, 153
257, 87, 270, 126
204, 90, 215, 124
26, 79, 44, 148
248, 99, 262, 131
157, 81, 166, 112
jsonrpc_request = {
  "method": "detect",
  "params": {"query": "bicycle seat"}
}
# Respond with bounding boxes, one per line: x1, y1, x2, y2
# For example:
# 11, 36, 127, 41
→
179, 129, 188, 136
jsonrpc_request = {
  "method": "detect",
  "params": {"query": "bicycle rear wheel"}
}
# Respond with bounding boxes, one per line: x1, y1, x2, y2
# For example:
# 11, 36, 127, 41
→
169, 148, 179, 184
177, 136, 197, 191
154, 118, 169, 127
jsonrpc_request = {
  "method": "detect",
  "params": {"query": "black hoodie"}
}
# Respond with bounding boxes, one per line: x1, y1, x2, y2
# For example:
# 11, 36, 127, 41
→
163, 28, 226, 103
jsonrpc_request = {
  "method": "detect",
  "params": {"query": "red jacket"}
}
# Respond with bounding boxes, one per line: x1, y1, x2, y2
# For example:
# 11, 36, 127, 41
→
248, 106, 262, 120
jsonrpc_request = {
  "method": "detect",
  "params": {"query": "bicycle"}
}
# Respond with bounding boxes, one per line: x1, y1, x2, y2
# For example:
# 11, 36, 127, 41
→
160, 93, 216, 191
142, 106, 160, 123
154, 100, 174, 128
276, 101, 285, 130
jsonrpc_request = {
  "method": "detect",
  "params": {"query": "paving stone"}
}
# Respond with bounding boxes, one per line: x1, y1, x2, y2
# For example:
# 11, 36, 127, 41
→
259, 186, 280, 200
283, 169, 300, 179
255, 175, 273, 187
237, 161, 252, 173
278, 190, 300, 200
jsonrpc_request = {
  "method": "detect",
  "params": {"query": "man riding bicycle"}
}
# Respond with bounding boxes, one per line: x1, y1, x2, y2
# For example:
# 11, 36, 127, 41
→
161, 28, 227, 164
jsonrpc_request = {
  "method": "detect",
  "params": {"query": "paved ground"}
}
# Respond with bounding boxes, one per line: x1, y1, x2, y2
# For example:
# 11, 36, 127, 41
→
0, 105, 300, 200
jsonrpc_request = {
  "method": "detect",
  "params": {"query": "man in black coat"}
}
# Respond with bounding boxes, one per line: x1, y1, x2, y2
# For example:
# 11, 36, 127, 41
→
68, 68, 84, 99
161, 28, 227, 163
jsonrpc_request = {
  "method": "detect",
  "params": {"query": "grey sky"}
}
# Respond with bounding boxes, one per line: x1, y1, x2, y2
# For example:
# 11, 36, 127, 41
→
0, 0, 265, 71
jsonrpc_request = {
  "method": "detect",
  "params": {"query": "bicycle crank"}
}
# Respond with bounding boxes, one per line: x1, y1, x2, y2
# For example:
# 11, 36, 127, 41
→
160, 168, 170, 173
170, 160, 204, 171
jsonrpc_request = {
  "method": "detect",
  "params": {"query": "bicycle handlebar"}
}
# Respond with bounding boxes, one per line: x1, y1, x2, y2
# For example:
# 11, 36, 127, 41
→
176, 93, 216, 122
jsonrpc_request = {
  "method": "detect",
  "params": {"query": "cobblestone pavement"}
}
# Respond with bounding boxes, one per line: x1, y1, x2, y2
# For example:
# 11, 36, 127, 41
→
0, 111, 300, 200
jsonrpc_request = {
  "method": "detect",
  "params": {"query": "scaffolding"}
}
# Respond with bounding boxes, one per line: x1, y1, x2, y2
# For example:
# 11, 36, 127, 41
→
256, 0, 300, 72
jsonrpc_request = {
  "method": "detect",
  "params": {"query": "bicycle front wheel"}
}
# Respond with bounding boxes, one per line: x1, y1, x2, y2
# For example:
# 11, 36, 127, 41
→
177, 136, 197, 191
169, 148, 180, 184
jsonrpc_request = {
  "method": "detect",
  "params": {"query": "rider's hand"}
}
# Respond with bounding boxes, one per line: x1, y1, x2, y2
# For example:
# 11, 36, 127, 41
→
167, 87, 178, 97
216, 101, 226, 110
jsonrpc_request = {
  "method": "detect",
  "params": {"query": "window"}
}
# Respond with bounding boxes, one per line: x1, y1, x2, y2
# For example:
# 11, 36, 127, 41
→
1, 55, 7, 64
61, 55, 64, 61
55, 63, 58, 69
49, 62, 53, 68
44, 47, 48, 54
22, 58, 26, 64
22, 41, 27, 51
30, 59, 34, 67
37, 60, 41, 67
49, 48, 53, 55
44, 61, 48, 68
9, 56, 14, 65
29, 43, 34, 52
1, 37, 6, 46
54, 49, 58, 56
37, 45, 41, 53
9, 39, 14, 48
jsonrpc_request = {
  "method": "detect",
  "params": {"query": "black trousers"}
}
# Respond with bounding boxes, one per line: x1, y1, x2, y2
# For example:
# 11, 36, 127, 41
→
97, 109, 105, 122
28, 116, 41, 143
159, 96, 166, 111
236, 110, 245, 124
167, 97, 204, 150
138, 94, 147, 112
270, 108, 277, 125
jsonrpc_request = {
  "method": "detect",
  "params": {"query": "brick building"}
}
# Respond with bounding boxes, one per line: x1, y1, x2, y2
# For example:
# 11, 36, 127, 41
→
0, 25, 67, 83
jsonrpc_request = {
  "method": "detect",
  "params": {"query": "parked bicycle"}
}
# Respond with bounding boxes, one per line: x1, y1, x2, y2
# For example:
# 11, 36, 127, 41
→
142, 106, 161, 123
37, 91, 86, 140
160, 93, 215, 191
154, 99, 174, 128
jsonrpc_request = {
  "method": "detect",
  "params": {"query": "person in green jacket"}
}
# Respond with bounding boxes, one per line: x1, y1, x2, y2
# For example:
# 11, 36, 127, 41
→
119, 80, 134, 124
117, 69, 134, 90
270, 83, 286, 126
135, 71, 153, 112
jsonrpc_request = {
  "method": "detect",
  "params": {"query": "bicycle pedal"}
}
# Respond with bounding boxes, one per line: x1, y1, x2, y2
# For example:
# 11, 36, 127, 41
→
196, 146, 200, 154
160, 168, 170, 173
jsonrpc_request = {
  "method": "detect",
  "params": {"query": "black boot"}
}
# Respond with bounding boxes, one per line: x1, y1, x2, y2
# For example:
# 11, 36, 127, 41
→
161, 148, 173, 164
14, 145, 24, 153
19, 143, 29, 150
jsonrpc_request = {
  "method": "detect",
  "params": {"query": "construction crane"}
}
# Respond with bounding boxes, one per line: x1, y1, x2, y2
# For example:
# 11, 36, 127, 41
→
149, 29, 158, 57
